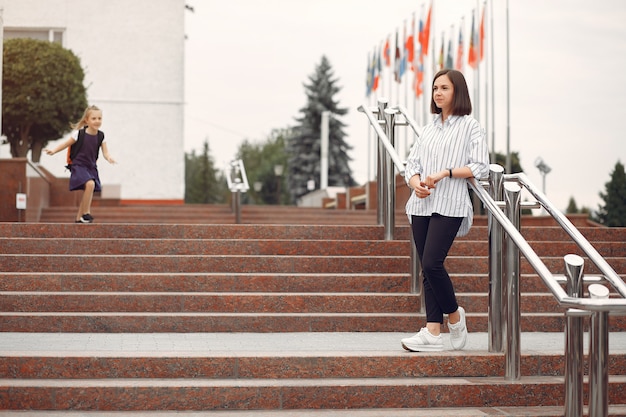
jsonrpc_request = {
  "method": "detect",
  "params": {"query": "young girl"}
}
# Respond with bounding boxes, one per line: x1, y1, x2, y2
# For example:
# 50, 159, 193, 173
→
401, 69, 490, 352
45, 105, 115, 223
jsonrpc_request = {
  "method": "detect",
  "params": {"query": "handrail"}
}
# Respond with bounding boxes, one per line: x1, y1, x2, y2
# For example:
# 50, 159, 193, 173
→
357, 104, 405, 173
469, 176, 626, 313
469, 167, 626, 417
513, 172, 626, 299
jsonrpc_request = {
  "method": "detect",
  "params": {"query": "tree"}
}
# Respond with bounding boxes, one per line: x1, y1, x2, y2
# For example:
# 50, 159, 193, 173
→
566, 197, 579, 214
236, 128, 290, 205
184, 139, 227, 204
593, 161, 626, 227
286, 55, 355, 203
493, 151, 523, 173
2, 38, 87, 162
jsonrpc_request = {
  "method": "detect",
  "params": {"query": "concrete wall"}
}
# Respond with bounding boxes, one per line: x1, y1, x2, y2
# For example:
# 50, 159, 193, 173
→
0, 0, 185, 202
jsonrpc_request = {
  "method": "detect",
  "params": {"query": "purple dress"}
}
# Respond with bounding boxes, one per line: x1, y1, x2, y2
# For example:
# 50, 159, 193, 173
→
68, 130, 103, 192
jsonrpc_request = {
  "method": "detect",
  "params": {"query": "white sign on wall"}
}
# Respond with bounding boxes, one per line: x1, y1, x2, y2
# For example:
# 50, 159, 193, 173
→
16, 193, 26, 210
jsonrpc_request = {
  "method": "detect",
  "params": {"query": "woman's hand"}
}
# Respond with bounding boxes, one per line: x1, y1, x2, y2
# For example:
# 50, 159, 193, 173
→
409, 174, 432, 199
422, 170, 448, 189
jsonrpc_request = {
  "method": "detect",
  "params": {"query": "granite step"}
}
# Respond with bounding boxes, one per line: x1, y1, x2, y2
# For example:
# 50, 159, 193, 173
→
3, 222, 625, 242
0, 273, 617, 294
2, 237, 623, 258
1, 253, 623, 276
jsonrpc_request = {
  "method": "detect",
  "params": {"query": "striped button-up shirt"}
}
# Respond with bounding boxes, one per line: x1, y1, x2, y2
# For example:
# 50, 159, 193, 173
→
404, 114, 490, 237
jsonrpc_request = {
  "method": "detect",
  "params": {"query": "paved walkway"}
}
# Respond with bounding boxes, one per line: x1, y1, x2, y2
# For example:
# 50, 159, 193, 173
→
1, 332, 626, 355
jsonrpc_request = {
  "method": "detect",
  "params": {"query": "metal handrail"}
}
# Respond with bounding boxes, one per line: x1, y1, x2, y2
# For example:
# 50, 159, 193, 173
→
470, 175, 626, 313
357, 103, 405, 173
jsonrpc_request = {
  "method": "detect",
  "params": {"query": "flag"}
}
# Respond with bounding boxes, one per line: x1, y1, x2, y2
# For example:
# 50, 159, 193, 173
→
365, 51, 372, 97
383, 36, 391, 66
414, 44, 424, 98
406, 14, 415, 71
438, 32, 444, 70
468, 11, 478, 69
419, 2, 432, 57
480, 5, 485, 62
394, 30, 402, 83
373, 45, 381, 92
455, 21, 464, 71
445, 32, 454, 69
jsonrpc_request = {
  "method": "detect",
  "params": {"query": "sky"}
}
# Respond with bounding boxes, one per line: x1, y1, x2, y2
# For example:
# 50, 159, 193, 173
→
184, 0, 626, 213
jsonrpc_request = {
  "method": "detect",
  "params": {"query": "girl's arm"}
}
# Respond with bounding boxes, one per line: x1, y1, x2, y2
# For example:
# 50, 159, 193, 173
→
44, 137, 75, 155
101, 142, 116, 164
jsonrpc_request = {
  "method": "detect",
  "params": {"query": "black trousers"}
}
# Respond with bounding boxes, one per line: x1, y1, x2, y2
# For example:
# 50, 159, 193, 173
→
410, 214, 463, 324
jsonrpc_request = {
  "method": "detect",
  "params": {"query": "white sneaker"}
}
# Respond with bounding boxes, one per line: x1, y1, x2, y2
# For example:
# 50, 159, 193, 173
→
448, 306, 468, 350
401, 327, 443, 352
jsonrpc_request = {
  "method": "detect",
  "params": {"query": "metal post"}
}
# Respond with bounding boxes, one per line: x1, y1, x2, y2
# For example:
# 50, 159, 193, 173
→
503, 181, 521, 380
488, 164, 505, 353
588, 283, 610, 417
382, 108, 396, 241
233, 187, 242, 224
563, 254, 585, 417
376, 99, 388, 226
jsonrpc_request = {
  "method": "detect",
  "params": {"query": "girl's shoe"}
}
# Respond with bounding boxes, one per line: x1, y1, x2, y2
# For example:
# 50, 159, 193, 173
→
448, 306, 468, 350
77, 214, 93, 223
401, 327, 443, 352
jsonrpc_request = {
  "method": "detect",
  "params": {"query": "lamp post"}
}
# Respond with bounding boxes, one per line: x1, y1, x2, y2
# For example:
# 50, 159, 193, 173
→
534, 157, 551, 195
274, 164, 283, 205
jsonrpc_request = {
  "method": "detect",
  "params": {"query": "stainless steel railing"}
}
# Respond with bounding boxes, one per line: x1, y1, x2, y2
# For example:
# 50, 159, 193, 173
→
470, 167, 626, 417
360, 101, 626, 417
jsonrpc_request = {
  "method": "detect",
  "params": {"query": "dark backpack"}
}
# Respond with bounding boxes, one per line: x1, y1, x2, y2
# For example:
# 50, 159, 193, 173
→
65, 128, 105, 170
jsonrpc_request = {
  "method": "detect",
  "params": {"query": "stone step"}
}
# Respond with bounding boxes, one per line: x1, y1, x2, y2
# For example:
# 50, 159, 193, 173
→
2, 237, 623, 258
2, 408, 626, 417
0, 292, 571, 314
1, 253, 623, 275
1, 375, 625, 411
2, 311, 625, 333
3, 223, 625, 242
0, 272, 411, 293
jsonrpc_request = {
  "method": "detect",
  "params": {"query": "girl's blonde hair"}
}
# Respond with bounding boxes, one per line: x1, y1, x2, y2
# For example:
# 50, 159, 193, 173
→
70, 105, 101, 130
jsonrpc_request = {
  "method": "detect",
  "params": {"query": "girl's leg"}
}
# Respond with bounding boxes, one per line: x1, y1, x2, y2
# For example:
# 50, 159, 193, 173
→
76, 180, 95, 220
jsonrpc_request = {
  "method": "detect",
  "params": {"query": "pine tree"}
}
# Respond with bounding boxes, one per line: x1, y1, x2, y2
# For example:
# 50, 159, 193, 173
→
184, 139, 226, 204
594, 161, 626, 227
286, 55, 355, 203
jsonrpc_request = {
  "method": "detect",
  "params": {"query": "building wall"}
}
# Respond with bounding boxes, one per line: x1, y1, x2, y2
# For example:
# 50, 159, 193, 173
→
0, 0, 186, 202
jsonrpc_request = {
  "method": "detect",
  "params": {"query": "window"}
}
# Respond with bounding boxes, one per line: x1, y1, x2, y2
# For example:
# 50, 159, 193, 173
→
4, 28, 64, 45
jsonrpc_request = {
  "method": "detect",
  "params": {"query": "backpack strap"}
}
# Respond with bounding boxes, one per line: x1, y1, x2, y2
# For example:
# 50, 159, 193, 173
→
66, 128, 85, 168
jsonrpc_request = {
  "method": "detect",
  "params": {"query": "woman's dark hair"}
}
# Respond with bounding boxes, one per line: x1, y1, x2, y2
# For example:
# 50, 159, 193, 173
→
430, 69, 472, 116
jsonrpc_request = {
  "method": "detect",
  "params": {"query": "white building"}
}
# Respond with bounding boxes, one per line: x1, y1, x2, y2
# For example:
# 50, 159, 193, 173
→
0, 0, 186, 203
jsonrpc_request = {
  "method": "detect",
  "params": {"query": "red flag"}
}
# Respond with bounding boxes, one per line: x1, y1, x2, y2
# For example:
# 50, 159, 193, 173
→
406, 14, 415, 71
438, 32, 444, 70
419, 3, 432, 56
468, 11, 478, 69
394, 30, 402, 83
455, 23, 464, 71
383, 36, 391, 67
480, 6, 485, 61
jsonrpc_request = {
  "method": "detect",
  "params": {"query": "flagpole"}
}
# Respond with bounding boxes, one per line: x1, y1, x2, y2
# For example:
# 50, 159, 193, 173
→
489, 0, 496, 163
505, 0, 511, 173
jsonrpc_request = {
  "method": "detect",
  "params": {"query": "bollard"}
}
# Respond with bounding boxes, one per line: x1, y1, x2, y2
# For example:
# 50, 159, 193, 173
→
563, 254, 585, 417
588, 283, 610, 417
488, 164, 505, 353
503, 181, 521, 380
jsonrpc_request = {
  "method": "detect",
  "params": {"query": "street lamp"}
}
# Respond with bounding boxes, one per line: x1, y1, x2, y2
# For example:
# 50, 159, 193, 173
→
274, 164, 284, 205
534, 157, 551, 195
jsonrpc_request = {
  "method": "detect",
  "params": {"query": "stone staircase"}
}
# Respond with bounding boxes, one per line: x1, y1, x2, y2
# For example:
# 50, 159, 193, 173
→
1, 207, 625, 415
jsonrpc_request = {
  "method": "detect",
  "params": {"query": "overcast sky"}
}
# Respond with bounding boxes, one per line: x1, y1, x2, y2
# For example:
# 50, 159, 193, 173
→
184, 0, 626, 213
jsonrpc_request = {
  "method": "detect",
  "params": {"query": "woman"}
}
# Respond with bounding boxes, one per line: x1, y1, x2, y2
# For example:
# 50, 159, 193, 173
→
401, 69, 489, 352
